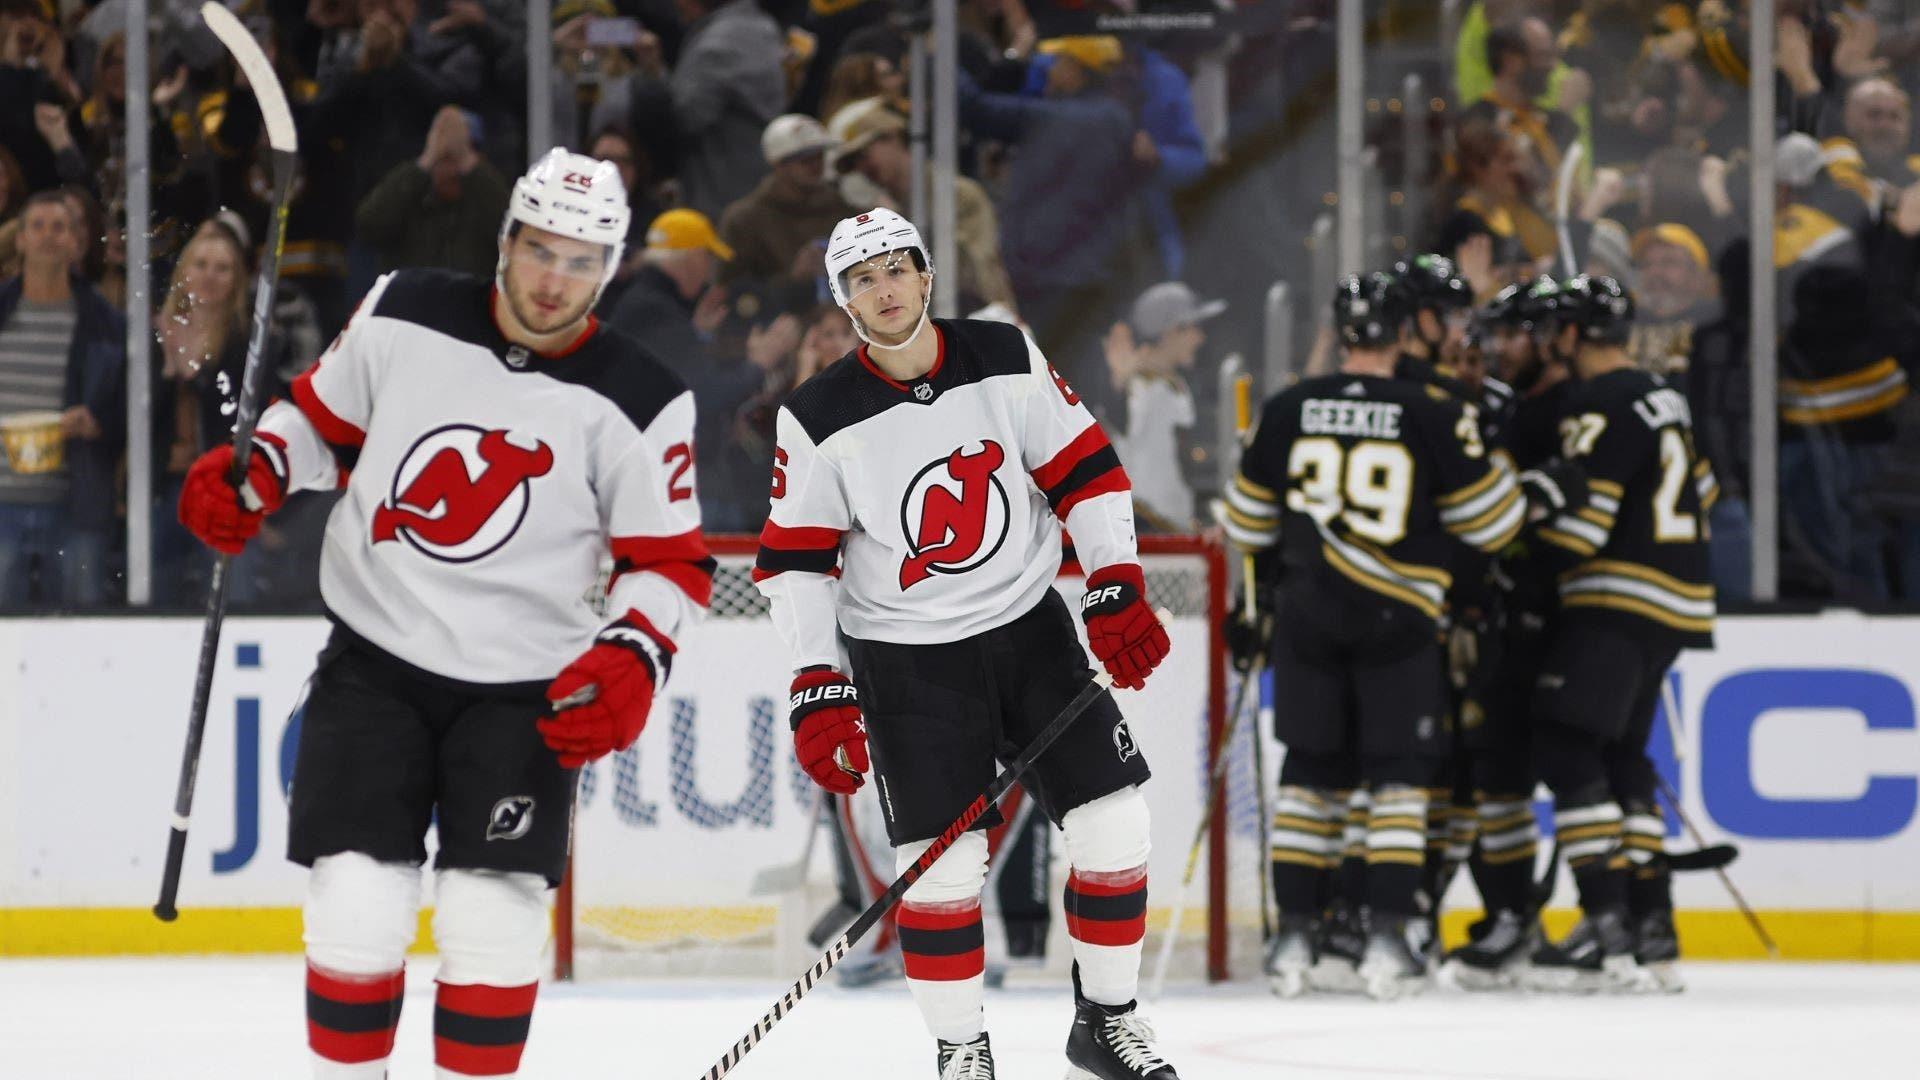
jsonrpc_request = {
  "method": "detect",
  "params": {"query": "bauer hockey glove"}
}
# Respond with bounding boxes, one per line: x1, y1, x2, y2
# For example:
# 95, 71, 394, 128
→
178, 440, 287, 555
789, 666, 867, 795
1081, 563, 1170, 690
539, 611, 673, 768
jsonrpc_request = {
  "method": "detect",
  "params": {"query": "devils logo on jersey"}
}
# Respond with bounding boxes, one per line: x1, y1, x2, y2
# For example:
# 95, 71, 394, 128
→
372, 424, 554, 563
898, 440, 1011, 589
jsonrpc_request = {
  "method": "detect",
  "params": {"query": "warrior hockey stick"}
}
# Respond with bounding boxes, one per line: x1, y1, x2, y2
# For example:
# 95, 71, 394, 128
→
1145, 621, 1269, 1002
697, 631, 1161, 1080
154, 2, 300, 923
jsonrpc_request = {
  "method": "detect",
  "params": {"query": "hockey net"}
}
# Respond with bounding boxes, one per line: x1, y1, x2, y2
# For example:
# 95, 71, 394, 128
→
557, 535, 1260, 982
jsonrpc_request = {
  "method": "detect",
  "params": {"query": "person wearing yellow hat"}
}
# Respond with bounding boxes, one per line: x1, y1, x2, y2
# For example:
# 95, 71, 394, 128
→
606, 208, 733, 360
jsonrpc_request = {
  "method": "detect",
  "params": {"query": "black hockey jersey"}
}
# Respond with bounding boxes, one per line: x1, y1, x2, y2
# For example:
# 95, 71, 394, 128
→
1537, 367, 1717, 648
1225, 373, 1525, 624
255, 269, 714, 684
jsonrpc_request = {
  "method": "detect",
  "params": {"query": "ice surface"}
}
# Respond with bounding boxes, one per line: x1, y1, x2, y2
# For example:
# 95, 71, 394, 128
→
4, 957, 1915, 1079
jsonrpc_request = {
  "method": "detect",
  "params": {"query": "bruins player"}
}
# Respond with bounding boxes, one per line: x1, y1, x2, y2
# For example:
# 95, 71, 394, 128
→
1527, 276, 1716, 992
1224, 273, 1530, 1000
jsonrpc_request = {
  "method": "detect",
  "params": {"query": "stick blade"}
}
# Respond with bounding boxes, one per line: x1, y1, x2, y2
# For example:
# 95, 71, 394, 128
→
200, 2, 297, 153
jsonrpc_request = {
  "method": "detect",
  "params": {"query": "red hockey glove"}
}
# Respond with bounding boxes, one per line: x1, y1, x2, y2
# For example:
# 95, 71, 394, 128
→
539, 611, 673, 769
789, 666, 867, 795
177, 442, 286, 555
1081, 563, 1169, 691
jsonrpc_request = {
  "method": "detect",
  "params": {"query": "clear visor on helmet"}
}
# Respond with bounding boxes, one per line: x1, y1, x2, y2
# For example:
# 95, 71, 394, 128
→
508, 225, 616, 285
839, 248, 929, 305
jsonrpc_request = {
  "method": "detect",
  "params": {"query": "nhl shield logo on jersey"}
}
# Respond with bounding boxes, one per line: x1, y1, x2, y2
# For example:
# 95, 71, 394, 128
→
898, 440, 1012, 589
372, 424, 555, 563
486, 796, 536, 841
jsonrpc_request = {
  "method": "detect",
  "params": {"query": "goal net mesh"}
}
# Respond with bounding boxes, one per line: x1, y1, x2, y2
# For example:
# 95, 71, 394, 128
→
560, 536, 1258, 981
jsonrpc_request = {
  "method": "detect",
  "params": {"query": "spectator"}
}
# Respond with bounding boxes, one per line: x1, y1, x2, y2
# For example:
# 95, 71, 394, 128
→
957, 43, 1142, 382
1629, 224, 1719, 381
1463, 18, 1580, 190
834, 103, 1014, 311
1028, 37, 1206, 279
716, 114, 850, 304
1438, 116, 1554, 280
0, 6, 89, 195
151, 215, 276, 605
314, 0, 457, 216
354, 105, 509, 277
0, 190, 124, 608
588, 124, 668, 313
1100, 281, 1224, 531
817, 51, 905, 130
620, 0, 786, 219
1827, 77, 1919, 215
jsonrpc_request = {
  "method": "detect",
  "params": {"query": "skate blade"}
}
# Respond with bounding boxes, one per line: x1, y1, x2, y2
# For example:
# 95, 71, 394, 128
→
1268, 967, 1310, 998
1523, 965, 1610, 994
1308, 958, 1367, 994
1066, 1068, 1098, 1080
1437, 958, 1519, 992
1640, 961, 1685, 994
1602, 955, 1657, 994
1359, 963, 1429, 1002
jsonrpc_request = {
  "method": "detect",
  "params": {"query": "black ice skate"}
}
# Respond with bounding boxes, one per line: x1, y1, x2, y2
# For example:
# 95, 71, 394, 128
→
1439, 908, 1538, 990
1065, 993, 1179, 1080
936, 1033, 995, 1080
1310, 903, 1367, 993
1633, 908, 1684, 994
1264, 914, 1317, 999
1357, 915, 1430, 1001
1527, 907, 1650, 993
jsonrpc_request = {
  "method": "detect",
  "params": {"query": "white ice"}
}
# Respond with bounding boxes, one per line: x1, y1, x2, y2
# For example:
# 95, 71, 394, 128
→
4, 958, 1915, 1079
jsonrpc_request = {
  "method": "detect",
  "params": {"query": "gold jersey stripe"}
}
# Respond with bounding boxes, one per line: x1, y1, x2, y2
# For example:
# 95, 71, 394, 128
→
1570, 559, 1714, 599
1562, 593, 1716, 634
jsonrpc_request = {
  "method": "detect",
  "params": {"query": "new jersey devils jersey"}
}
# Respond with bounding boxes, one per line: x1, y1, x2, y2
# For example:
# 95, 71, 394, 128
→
752, 319, 1136, 670
253, 269, 714, 684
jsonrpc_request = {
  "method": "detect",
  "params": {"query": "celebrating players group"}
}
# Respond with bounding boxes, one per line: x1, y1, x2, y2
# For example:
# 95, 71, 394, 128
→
176, 142, 1711, 1078
1225, 259, 1715, 1002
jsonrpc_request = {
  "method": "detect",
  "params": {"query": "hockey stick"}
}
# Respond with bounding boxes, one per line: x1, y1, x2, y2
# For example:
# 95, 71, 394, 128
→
697, 622, 1165, 1079
154, 2, 300, 923
1552, 141, 1585, 279
1145, 623, 1270, 1002
1653, 672, 1741, 872
1229, 372, 1276, 945
1654, 772, 1777, 957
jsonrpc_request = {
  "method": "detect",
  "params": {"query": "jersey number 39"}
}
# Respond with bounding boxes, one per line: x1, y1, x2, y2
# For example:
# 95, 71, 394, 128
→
1286, 437, 1414, 545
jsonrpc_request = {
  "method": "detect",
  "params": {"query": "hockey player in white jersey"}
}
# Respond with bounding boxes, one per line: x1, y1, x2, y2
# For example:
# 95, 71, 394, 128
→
753, 208, 1179, 1080
177, 149, 713, 1078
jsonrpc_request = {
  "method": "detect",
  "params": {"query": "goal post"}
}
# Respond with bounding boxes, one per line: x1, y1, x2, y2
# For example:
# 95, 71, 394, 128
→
556, 533, 1243, 983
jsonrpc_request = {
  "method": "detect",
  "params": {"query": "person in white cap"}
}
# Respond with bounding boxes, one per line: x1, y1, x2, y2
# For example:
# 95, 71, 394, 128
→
754, 207, 1183, 1080
718, 113, 855, 293
176, 147, 715, 1080
1102, 282, 1226, 529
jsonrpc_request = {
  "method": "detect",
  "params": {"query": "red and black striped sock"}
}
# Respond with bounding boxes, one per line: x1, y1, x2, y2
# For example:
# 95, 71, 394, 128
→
1064, 866, 1148, 1006
307, 961, 404, 1072
898, 899, 986, 1043
434, 981, 538, 1077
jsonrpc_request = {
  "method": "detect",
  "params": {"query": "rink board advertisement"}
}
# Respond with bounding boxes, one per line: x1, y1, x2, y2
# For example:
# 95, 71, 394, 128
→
1, 610, 1918, 960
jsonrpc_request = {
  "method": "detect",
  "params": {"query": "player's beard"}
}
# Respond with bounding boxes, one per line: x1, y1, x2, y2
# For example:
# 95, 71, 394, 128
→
505, 280, 595, 338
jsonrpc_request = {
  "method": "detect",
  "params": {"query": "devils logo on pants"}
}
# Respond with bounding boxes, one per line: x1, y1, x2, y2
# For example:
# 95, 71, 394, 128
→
373, 424, 554, 563
898, 440, 1011, 589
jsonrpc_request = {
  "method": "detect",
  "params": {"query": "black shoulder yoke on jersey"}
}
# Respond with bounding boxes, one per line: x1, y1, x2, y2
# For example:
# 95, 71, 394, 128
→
370, 268, 689, 433
783, 317, 1033, 445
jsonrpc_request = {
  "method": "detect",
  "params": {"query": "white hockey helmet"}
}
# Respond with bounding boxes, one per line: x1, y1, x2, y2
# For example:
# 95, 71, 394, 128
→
498, 147, 631, 295
826, 208, 934, 307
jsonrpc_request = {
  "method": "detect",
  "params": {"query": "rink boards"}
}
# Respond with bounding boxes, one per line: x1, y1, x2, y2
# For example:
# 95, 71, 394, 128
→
0, 610, 1917, 961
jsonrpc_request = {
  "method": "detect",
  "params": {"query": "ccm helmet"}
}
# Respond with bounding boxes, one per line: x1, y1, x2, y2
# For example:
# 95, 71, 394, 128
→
826, 208, 936, 350
498, 147, 631, 299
